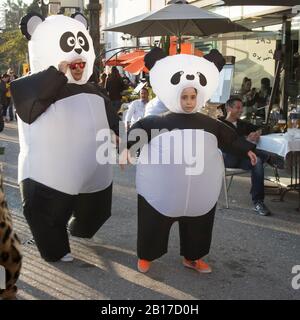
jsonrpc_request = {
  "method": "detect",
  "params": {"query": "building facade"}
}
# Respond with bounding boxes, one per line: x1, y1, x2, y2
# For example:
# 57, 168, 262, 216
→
101, 0, 299, 94
48, 0, 85, 15
102, 0, 166, 59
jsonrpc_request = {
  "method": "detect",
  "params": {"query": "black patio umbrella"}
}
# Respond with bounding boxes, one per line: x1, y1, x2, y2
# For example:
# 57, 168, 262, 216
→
104, 0, 249, 52
222, 0, 299, 5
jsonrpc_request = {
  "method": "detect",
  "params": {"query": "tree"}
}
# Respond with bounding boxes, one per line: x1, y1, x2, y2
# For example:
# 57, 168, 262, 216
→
26, 0, 41, 15
2, 0, 28, 30
0, 29, 27, 74
0, 0, 30, 74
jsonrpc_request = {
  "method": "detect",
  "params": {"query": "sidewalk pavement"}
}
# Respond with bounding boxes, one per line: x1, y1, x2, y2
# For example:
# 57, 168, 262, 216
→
1, 122, 300, 300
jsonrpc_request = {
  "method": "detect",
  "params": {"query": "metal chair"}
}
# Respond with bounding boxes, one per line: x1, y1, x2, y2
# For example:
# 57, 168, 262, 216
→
219, 151, 249, 208
223, 167, 249, 208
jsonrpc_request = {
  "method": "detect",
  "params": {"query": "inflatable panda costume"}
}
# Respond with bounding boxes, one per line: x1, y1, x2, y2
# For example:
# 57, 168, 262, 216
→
128, 48, 256, 271
11, 13, 119, 262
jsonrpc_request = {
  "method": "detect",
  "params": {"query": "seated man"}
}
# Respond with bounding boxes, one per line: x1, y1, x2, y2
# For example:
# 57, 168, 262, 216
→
219, 96, 272, 216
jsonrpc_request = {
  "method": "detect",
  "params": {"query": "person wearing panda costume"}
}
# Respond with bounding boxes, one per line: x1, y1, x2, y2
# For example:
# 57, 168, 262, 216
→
11, 13, 120, 262
125, 47, 257, 273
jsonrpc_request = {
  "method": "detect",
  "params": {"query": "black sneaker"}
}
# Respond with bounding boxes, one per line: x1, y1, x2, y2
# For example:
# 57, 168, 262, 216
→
253, 201, 271, 216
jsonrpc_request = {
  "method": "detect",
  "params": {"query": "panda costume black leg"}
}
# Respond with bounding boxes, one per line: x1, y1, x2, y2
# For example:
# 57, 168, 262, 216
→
69, 183, 112, 238
138, 195, 216, 261
128, 48, 256, 272
20, 179, 73, 262
11, 13, 120, 262
20, 180, 113, 262
177, 206, 216, 261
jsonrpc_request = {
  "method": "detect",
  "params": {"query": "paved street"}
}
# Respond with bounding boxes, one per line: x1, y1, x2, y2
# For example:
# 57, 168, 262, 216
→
1, 122, 300, 300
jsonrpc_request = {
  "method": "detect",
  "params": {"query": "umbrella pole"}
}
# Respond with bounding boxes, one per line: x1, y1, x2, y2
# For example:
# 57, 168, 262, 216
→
177, 34, 182, 54
282, 16, 292, 123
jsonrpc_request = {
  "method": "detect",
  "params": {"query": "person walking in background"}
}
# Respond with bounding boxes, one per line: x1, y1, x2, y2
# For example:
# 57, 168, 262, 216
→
0, 75, 5, 131
99, 72, 107, 90
106, 66, 125, 113
125, 87, 149, 129
0, 74, 10, 122
144, 96, 168, 117
7, 69, 17, 121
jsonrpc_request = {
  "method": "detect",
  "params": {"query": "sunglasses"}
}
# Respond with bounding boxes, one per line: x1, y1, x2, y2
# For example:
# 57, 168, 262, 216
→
69, 62, 86, 70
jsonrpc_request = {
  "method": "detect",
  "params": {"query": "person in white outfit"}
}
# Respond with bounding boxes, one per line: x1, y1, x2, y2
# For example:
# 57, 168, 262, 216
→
125, 87, 149, 129
144, 96, 168, 117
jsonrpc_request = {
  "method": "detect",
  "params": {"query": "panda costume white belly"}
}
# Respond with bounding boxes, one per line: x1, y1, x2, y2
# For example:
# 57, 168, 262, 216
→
137, 129, 223, 217
18, 92, 112, 195
128, 48, 255, 262
11, 13, 120, 262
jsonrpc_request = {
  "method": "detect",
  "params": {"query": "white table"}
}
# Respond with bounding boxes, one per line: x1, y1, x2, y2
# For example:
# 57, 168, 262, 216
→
257, 132, 300, 210
257, 133, 300, 158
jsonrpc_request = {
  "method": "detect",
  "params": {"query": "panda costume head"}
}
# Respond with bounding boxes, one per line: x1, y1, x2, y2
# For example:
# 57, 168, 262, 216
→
20, 12, 95, 85
144, 47, 225, 113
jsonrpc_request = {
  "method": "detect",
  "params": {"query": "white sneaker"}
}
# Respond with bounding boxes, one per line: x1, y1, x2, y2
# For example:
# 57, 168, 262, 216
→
60, 253, 74, 262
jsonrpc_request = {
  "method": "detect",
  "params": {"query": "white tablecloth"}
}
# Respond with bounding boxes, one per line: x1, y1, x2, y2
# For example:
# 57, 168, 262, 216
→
257, 133, 300, 158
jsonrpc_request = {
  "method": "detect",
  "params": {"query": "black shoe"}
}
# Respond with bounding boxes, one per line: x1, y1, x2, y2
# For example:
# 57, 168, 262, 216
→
253, 201, 271, 216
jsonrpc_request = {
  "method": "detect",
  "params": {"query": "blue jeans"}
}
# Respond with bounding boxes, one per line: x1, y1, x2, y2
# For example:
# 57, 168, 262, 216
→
223, 150, 269, 203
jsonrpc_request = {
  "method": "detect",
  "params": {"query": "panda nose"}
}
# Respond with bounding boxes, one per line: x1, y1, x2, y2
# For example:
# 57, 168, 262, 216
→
75, 48, 82, 54
186, 74, 195, 80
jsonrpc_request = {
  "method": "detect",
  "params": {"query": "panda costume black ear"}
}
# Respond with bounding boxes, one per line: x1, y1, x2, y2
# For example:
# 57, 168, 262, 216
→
203, 49, 226, 72
144, 47, 167, 71
20, 12, 45, 40
71, 12, 89, 29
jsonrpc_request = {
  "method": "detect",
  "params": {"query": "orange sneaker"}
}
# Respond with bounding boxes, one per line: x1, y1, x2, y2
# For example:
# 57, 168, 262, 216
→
137, 259, 151, 273
183, 258, 212, 273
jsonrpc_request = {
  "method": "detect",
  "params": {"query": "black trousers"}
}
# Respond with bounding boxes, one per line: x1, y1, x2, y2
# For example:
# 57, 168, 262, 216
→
137, 195, 216, 261
20, 179, 112, 262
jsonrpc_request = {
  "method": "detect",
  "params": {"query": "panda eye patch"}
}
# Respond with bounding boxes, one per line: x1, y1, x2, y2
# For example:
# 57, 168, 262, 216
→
60, 32, 76, 52
197, 72, 207, 86
77, 32, 89, 51
170, 71, 184, 85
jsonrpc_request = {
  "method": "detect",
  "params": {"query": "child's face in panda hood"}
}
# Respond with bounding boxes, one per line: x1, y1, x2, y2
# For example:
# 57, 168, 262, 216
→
27, 15, 95, 85
180, 87, 197, 113
149, 54, 220, 114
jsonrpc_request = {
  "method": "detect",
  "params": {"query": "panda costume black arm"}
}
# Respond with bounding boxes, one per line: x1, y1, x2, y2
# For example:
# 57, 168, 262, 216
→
11, 66, 68, 124
127, 112, 255, 157
11, 69, 120, 136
